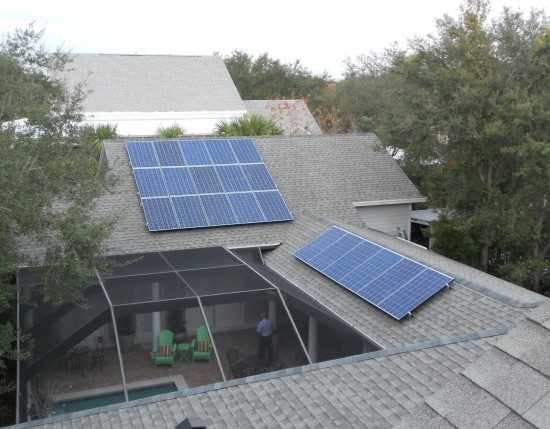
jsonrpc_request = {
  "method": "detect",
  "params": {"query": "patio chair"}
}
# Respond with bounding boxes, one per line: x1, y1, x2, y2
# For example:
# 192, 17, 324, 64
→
90, 336, 105, 371
151, 329, 176, 366
191, 325, 212, 362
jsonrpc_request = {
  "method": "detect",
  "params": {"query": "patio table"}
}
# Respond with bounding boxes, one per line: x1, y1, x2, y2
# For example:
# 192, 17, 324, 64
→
177, 343, 191, 361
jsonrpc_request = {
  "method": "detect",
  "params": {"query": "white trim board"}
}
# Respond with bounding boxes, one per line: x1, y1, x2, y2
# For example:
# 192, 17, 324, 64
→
353, 197, 427, 207
82, 110, 247, 136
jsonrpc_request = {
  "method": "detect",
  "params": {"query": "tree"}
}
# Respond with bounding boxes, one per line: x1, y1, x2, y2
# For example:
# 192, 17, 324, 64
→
341, 1, 549, 291
419, 2, 548, 278
215, 114, 283, 136
497, 26, 550, 291
224, 51, 330, 127
0, 26, 114, 420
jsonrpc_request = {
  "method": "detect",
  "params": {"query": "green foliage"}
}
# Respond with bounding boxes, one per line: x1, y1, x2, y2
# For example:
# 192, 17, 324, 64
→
215, 114, 283, 136
79, 124, 117, 156
0, 25, 114, 411
430, 216, 480, 267
42, 205, 114, 304
339, 0, 550, 291
157, 124, 184, 138
224, 51, 329, 128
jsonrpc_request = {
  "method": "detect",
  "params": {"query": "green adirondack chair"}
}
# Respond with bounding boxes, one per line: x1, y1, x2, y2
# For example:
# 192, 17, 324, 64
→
151, 329, 176, 366
191, 325, 212, 362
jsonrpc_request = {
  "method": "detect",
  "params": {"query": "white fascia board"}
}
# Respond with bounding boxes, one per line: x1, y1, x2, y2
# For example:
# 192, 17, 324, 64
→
227, 243, 281, 251
353, 197, 427, 207
83, 110, 247, 121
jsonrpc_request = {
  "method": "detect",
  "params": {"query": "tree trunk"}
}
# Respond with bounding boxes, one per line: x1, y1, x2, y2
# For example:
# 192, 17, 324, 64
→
531, 210, 547, 292
533, 270, 542, 293
480, 243, 489, 272
532, 241, 541, 292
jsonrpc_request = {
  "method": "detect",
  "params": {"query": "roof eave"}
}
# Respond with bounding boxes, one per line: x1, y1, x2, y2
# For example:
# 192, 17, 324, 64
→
353, 197, 427, 207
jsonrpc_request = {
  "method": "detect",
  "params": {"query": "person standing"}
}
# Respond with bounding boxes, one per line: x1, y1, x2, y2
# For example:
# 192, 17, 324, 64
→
256, 312, 273, 364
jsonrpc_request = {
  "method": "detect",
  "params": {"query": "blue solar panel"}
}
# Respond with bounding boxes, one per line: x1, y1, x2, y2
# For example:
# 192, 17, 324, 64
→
201, 194, 237, 226
205, 140, 237, 164
322, 241, 381, 282
230, 139, 262, 163
242, 165, 276, 190
127, 142, 158, 167
309, 234, 362, 271
172, 196, 208, 228
342, 251, 401, 293
134, 169, 168, 197
189, 167, 224, 194
154, 141, 185, 166
294, 226, 453, 320
142, 198, 178, 231
228, 193, 265, 223
163, 168, 196, 196
127, 139, 292, 231
216, 165, 251, 192
379, 270, 451, 320
294, 227, 347, 262
357, 259, 424, 303
180, 141, 211, 165
255, 191, 292, 221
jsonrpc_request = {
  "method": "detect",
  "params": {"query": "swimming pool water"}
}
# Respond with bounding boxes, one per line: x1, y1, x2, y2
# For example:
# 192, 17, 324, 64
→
52, 383, 178, 415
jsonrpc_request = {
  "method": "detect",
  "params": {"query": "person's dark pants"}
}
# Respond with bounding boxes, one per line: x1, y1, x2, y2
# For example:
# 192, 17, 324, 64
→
258, 335, 273, 364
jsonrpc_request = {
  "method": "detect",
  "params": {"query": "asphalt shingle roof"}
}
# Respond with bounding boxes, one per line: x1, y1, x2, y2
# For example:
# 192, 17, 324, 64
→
13, 134, 550, 428
61, 54, 246, 112
16, 134, 424, 261
244, 100, 323, 136
399, 300, 550, 428
95, 134, 423, 255
17, 335, 494, 429
264, 214, 533, 349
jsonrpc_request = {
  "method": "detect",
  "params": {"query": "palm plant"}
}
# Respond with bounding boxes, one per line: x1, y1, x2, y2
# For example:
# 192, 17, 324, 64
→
79, 124, 118, 156
215, 114, 283, 136
158, 124, 184, 138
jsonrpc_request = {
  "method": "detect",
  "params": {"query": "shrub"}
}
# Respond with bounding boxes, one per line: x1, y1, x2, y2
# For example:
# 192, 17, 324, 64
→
215, 114, 283, 136
158, 124, 184, 138
79, 124, 118, 156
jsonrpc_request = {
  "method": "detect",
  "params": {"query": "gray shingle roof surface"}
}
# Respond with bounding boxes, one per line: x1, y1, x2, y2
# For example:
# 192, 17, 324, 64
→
244, 100, 323, 135
16, 210, 545, 429
14, 134, 550, 428
263, 214, 530, 349
68, 134, 422, 258
17, 336, 493, 429
400, 300, 550, 429
61, 54, 246, 112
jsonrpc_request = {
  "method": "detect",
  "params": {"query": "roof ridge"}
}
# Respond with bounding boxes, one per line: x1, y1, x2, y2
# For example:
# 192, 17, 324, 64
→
14, 328, 506, 429
102, 133, 379, 143
70, 53, 216, 58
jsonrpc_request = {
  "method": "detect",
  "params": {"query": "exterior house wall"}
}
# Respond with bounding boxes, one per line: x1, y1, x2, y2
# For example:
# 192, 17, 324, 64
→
83, 110, 247, 136
356, 203, 412, 238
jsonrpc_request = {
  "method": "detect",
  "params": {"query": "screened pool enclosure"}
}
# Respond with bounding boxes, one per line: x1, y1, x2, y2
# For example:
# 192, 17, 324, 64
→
17, 246, 374, 420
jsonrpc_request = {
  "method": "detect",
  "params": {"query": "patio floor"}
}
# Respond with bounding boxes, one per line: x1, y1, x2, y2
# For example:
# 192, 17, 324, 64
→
34, 328, 306, 402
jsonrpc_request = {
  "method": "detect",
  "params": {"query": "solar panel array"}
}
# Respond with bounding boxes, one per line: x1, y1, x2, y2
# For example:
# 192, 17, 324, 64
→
294, 226, 453, 320
126, 139, 293, 231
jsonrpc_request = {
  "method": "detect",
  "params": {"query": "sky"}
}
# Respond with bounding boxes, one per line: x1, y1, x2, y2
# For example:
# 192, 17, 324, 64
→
1, 0, 547, 78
